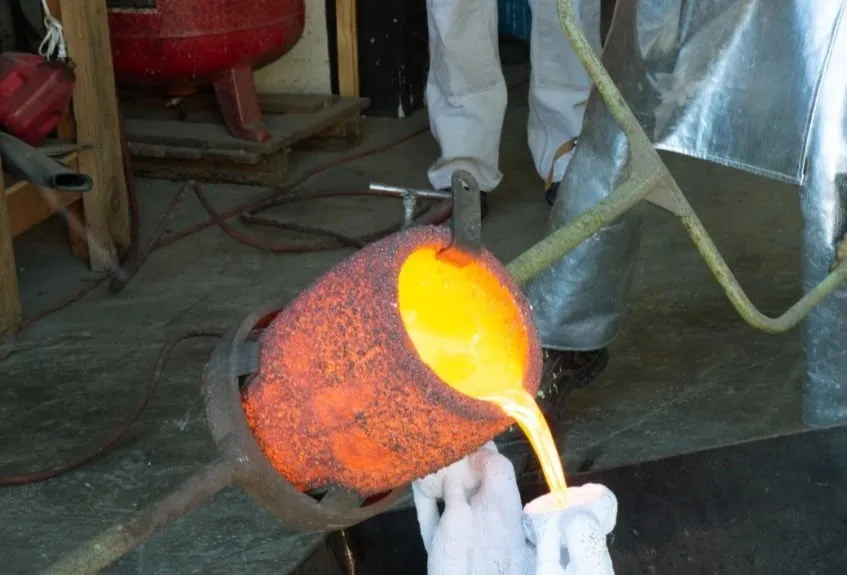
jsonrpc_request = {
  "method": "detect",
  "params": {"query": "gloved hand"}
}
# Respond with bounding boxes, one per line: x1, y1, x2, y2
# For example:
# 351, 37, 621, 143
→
523, 484, 617, 575
412, 444, 617, 575
412, 441, 532, 575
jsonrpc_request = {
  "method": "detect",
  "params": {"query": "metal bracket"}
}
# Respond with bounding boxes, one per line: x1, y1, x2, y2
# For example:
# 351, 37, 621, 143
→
438, 170, 483, 266
369, 171, 483, 266
368, 182, 451, 230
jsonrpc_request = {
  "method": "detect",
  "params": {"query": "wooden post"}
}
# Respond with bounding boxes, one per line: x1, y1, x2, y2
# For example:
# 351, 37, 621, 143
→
0, 157, 22, 338
335, 0, 359, 97
57, 0, 130, 272
47, 0, 88, 260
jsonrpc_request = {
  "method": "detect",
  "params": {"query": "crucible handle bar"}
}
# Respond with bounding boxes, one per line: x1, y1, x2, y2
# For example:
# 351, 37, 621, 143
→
41, 457, 235, 575
505, 0, 847, 334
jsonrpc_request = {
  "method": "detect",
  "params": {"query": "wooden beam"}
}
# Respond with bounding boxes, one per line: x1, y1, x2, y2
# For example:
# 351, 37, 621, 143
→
1, 153, 80, 238
0, 157, 22, 338
335, 0, 359, 97
45, 2, 77, 144
5, 182, 82, 238
58, 0, 130, 272
44, 0, 87, 261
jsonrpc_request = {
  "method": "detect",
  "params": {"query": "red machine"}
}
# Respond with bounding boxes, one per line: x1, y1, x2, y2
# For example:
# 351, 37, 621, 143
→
0, 53, 75, 147
107, 0, 306, 142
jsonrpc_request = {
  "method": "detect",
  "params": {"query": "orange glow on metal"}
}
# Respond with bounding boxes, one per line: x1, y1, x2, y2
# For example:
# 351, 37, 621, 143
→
241, 226, 541, 496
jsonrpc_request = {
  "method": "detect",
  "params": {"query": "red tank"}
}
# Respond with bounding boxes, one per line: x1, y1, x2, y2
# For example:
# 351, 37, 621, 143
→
107, 0, 306, 142
0, 54, 75, 146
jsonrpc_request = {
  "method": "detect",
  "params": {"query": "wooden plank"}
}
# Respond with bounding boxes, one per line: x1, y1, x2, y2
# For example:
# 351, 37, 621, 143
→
0, 157, 22, 338
262, 97, 368, 144
124, 118, 279, 154
335, 0, 360, 97
59, 0, 131, 271
3, 153, 82, 237
298, 117, 363, 153
44, 1, 76, 142
131, 148, 290, 187
128, 141, 263, 164
120, 92, 336, 119
124, 97, 369, 158
42, 2, 89, 261
259, 93, 336, 114
5, 180, 82, 238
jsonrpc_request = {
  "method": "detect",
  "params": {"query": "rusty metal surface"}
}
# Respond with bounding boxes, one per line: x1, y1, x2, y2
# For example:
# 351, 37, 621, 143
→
241, 225, 543, 496
43, 300, 410, 574
203, 304, 406, 531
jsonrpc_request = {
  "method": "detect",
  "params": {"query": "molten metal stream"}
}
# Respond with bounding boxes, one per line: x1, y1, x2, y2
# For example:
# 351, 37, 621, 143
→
398, 246, 569, 509
480, 389, 569, 508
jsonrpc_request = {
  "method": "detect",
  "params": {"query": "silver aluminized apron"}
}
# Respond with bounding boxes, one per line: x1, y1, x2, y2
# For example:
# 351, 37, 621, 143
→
524, 0, 847, 425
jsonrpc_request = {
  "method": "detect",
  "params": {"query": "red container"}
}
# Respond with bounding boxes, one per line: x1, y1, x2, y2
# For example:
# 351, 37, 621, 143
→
107, 0, 306, 142
0, 53, 74, 147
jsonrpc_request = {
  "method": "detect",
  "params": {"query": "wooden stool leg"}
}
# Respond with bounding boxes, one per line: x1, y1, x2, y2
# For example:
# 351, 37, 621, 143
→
67, 200, 89, 259
0, 165, 22, 338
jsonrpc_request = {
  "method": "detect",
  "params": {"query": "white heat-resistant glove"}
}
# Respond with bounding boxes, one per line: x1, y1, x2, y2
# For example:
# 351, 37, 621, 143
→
412, 444, 617, 575
523, 484, 618, 575
412, 442, 532, 575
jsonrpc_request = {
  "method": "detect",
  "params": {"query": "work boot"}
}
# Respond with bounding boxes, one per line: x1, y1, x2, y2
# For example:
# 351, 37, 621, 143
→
494, 348, 609, 479
546, 182, 559, 206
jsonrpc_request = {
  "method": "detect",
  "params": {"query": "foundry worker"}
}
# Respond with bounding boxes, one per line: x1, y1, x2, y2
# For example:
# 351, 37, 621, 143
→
519, 0, 847, 431
415, 0, 847, 569
424, 0, 610, 459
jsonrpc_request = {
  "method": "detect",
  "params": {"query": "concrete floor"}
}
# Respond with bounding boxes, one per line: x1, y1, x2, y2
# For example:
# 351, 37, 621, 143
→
0, 64, 808, 573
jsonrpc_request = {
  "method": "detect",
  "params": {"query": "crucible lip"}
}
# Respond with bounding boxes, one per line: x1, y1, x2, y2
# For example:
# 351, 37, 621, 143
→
202, 300, 404, 532
391, 228, 542, 416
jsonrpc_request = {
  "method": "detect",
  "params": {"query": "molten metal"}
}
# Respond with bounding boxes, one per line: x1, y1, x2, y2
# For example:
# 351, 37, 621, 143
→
242, 225, 542, 496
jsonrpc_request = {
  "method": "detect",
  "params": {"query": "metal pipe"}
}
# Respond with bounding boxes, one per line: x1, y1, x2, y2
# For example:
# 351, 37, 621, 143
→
505, 170, 666, 284
41, 458, 235, 575
369, 183, 452, 200
0, 131, 93, 193
679, 204, 847, 334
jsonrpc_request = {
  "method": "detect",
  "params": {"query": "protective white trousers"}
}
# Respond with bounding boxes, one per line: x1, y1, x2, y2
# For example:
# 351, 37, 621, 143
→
424, 0, 602, 192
